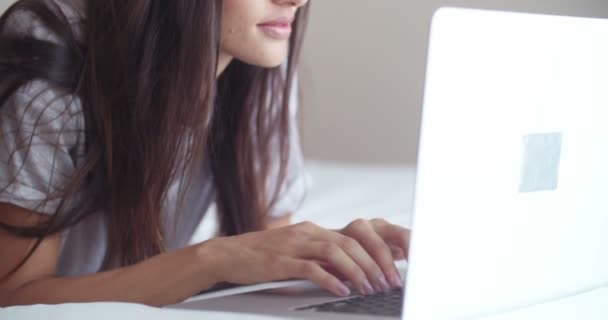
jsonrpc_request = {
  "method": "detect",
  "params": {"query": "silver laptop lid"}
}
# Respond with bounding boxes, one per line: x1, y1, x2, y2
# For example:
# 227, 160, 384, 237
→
405, 7, 608, 319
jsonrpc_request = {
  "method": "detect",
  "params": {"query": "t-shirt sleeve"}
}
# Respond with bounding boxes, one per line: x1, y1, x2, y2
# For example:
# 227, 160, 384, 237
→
0, 80, 84, 215
0, 2, 85, 215
266, 77, 312, 219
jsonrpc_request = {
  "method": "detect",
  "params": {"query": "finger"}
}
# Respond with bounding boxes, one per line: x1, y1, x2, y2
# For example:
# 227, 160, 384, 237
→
348, 220, 403, 289
318, 247, 394, 292
331, 233, 391, 292
389, 245, 405, 260
371, 219, 411, 259
320, 264, 349, 281
310, 260, 350, 281
305, 226, 390, 292
300, 241, 376, 295
287, 259, 352, 297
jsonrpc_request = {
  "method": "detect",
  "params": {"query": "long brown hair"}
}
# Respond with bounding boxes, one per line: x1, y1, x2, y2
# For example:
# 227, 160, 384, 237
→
0, 0, 309, 273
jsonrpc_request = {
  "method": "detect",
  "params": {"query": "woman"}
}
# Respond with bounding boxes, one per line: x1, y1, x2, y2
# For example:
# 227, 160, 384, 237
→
0, 0, 410, 307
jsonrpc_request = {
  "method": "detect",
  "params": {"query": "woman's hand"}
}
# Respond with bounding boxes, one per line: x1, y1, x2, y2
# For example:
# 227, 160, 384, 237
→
202, 219, 410, 297
339, 218, 410, 290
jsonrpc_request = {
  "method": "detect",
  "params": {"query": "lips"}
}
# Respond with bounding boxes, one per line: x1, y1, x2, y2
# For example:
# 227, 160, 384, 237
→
257, 16, 294, 40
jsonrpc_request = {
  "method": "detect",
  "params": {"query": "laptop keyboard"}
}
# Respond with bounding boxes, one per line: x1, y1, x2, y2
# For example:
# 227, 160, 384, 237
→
295, 288, 404, 317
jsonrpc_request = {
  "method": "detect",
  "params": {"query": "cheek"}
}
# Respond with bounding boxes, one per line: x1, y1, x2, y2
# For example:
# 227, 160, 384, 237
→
223, 0, 245, 11
222, 0, 261, 35
221, 0, 256, 50
222, 0, 249, 35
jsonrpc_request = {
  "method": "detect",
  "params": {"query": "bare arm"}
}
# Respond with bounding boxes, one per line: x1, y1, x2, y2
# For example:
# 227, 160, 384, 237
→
266, 213, 292, 229
0, 203, 218, 307
1, 204, 410, 306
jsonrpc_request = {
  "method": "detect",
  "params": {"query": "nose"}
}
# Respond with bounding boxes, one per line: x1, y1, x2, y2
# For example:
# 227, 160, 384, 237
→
273, 0, 309, 8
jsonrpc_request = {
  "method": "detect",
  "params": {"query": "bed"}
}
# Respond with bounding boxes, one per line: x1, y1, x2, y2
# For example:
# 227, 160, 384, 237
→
294, 160, 415, 228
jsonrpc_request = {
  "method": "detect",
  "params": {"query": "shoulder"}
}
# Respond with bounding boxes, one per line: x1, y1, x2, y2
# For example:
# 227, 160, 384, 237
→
8, 79, 82, 120
1, 79, 84, 156
2, 0, 84, 44
1, 0, 85, 132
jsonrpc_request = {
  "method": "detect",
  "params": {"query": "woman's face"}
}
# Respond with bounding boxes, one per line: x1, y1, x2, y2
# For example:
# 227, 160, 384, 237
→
221, 0, 309, 68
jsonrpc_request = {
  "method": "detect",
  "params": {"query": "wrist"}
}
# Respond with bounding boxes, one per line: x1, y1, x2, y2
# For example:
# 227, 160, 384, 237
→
193, 238, 226, 286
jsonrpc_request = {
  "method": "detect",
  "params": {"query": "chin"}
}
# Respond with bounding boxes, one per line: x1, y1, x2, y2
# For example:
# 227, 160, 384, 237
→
243, 55, 288, 68
256, 58, 287, 68
237, 47, 289, 68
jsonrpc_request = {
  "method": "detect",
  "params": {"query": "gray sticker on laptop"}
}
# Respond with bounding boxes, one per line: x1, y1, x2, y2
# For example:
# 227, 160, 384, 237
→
519, 133, 562, 193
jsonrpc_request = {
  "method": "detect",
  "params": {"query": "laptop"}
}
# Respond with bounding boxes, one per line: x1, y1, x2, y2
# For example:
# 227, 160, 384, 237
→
169, 7, 608, 319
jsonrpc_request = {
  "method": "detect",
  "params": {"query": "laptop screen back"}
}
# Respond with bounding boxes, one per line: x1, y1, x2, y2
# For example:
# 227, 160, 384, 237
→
405, 7, 608, 319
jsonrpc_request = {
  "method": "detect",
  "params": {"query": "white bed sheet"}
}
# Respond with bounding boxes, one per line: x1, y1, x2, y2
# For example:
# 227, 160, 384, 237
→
294, 160, 416, 229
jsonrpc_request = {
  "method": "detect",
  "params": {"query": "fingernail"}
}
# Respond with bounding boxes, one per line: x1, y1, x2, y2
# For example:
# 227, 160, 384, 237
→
371, 281, 382, 292
337, 282, 351, 297
390, 273, 403, 288
378, 275, 391, 291
362, 279, 375, 295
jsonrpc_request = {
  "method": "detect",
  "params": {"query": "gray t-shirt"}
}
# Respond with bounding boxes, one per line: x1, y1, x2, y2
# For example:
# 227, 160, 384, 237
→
0, 1, 309, 276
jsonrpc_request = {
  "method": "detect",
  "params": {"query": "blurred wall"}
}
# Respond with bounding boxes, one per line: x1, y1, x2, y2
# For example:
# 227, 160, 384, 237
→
0, 0, 10, 12
299, 0, 608, 164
